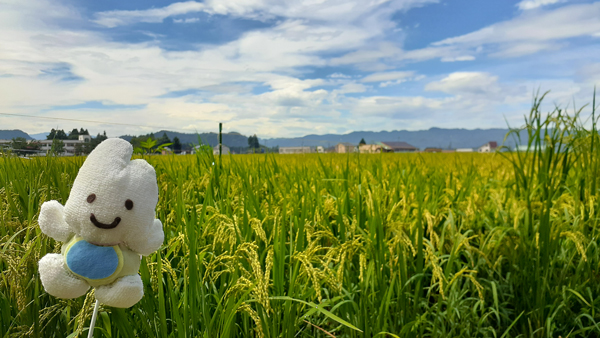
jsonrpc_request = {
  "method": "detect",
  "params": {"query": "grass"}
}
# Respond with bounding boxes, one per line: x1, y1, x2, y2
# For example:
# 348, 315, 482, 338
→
1, 91, 600, 337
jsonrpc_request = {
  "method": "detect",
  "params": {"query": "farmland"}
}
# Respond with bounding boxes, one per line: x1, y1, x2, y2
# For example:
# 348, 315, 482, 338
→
1, 99, 600, 337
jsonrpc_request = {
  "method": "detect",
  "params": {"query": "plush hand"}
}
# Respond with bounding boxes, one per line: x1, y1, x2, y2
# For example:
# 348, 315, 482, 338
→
39, 200, 71, 242
38, 138, 164, 308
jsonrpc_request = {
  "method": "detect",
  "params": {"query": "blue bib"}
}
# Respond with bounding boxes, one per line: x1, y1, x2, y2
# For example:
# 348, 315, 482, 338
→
64, 237, 123, 281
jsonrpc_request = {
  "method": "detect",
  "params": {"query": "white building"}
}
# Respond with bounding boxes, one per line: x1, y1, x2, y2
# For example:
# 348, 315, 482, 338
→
40, 134, 92, 155
478, 141, 498, 153
456, 148, 474, 153
212, 144, 231, 155
335, 143, 356, 153
279, 146, 313, 154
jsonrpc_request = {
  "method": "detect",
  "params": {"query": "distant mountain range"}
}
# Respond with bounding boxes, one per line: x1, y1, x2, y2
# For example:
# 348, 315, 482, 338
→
1, 128, 528, 150
260, 128, 526, 150
30, 132, 49, 140
0, 130, 33, 140
119, 130, 250, 148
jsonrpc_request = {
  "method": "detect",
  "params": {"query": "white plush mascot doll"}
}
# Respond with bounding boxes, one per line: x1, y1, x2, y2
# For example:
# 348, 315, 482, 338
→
38, 138, 164, 308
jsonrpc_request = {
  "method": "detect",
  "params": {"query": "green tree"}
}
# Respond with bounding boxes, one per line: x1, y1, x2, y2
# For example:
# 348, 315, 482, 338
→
157, 132, 171, 146
359, 138, 366, 146
11, 137, 28, 149
173, 137, 182, 154
11, 137, 29, 155
47, 129, 68, 140
248, 134, 260, 150
68, 128, 80, 140
74, 143, 84, 156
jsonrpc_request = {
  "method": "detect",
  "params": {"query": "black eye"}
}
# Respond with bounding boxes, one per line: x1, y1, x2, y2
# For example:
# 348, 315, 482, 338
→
87, 194, 96, 203
125, 199, 134, 210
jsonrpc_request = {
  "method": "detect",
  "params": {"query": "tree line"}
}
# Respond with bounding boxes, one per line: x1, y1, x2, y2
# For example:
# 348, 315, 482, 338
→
5, 128, 267, 156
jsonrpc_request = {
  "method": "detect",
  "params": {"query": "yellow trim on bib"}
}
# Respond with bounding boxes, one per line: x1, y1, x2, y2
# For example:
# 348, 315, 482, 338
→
63, 236, 124, 284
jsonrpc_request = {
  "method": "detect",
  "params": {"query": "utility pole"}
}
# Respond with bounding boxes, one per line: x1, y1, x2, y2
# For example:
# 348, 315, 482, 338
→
219, 122, 222, 168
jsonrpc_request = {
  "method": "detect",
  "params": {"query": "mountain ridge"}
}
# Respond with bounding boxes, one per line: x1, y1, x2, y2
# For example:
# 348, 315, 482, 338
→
0, 130, 33, 140
260, 127, 523, 149
119, 130, 250, 148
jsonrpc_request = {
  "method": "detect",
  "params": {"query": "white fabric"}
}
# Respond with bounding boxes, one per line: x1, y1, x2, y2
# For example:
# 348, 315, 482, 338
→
38, 138, 164, 308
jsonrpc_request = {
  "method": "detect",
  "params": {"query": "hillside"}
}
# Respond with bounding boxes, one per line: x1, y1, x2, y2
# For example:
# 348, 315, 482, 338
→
120, 130, 249, 148
0, 129, 33, 140
260, 128, 527, 150
29, 132, 49, 140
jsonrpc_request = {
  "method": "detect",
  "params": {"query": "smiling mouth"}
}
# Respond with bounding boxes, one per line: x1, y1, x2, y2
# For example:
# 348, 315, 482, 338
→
90, 214, 121, 229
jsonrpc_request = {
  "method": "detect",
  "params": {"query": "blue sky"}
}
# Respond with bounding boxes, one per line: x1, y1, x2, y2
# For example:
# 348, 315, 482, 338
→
0, 0, 599, 138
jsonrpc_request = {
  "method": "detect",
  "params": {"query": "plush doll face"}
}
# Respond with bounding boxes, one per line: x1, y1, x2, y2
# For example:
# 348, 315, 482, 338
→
64, 138, 159, 249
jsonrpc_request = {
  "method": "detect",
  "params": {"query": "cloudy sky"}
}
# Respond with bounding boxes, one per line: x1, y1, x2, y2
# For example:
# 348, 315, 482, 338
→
1, 0, 599, 138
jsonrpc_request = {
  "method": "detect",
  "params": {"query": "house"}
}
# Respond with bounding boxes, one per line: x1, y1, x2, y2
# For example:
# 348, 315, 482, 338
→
478, 141, 498, 153
359, 144, 382, 153
456, 148, 474, 152
279, 146, 313, 154
335, 142, 356, 153
424, 147, 442, 153
39, 134, 92, 155
379, 141, 418, 153
213, 144, 231, 155
191, 145, 211, 154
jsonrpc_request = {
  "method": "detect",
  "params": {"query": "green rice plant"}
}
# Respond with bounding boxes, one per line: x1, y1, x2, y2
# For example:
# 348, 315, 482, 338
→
1, 90, 600, 337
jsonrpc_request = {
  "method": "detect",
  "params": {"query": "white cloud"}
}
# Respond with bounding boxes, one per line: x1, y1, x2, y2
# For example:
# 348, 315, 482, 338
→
1, 0, 599, 137
361, 71, 415, 83
173, 17, 200, 23
440, 55, 475, 62
93, 0, 437, 27
339, 82, 367, 93
517, 0, 565, 11
432, 2, 600, 58
329, 73, 351, 79
489, 42, 564, 58
425, 72, 502, 95
93, 1, 205, 27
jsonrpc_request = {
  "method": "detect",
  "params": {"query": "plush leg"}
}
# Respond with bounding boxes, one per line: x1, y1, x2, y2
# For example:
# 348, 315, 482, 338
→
39, 253, 90, 299
94, 275, 143, 308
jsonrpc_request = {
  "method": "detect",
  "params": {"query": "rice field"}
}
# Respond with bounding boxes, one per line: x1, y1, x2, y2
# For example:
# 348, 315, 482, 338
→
1, 94, 600, 337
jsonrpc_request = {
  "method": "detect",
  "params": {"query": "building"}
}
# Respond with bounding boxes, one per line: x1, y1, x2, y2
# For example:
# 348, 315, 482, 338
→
456, 148, 474, 153
478, 141, 498, 153
335, 142, 356, 153
423, 147, 442, 153
379, 141, 418, 153
279, 146, 313, 154
359, 144, 382, 153
40, 134, 92, 155
213, 144, 231, 155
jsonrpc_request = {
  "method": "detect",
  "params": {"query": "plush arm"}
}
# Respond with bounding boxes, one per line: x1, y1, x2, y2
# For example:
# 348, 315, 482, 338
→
39, 200, 72, 242
126, 219, 164, 256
